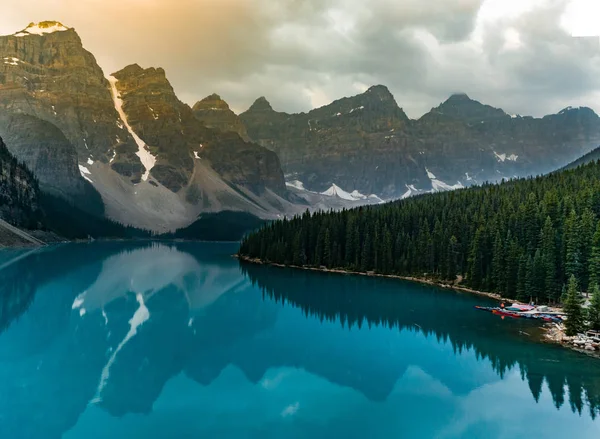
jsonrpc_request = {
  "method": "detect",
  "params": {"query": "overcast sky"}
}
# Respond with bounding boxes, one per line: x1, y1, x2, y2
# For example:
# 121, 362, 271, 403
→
1, 0, 599, 118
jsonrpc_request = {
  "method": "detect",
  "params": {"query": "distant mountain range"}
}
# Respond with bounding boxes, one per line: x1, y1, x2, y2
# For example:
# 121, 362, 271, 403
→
0, 21, 599, 237
239, 89, 600, 198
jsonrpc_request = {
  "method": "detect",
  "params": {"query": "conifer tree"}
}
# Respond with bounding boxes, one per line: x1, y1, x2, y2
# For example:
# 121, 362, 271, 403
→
588, 284, 600, 331
589, 223, 600, 289
492, 232, 506, 294
565, 210, 582, 283
468, 227, 485, 289
517, 254, 528, 302
540, 217, 558, 302
564, 275, 584, 336
324, 228, 332, 267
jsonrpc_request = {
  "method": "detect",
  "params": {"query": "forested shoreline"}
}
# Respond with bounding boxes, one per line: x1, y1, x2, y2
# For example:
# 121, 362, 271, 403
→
240, 161, 600, 311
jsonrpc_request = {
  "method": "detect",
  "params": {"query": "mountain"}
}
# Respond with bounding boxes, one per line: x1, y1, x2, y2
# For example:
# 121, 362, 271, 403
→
562, 144, 600, 170
240, 89, 600, 199
192, 93, 250, 141
0, 22, 300, 232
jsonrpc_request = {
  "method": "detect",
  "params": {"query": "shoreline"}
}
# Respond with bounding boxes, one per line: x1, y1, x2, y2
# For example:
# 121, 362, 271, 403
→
236, 255, 599, 359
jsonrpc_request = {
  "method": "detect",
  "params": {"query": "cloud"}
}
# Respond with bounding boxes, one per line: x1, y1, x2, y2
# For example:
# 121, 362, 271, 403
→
0, 0, 599, 117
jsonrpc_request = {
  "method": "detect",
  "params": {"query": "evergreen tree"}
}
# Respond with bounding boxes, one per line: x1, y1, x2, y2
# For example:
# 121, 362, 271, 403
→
492, 231, 506, 294
565, 210, 582, 284
589, 223, 600, 289
324, 228, 332, 267
468, 227, 485, 289
589, 284, 600, 331
579, 209, 596, 291
517, 254, 528, 302
446, 235, 460, 281
564, 275, 584, 336
540, 217, 558, 303
532, 249, 545, 303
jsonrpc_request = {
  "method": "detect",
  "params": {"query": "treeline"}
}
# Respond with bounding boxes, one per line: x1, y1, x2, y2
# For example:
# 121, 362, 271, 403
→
0, 139, 43, 228
240, 160, 600, 305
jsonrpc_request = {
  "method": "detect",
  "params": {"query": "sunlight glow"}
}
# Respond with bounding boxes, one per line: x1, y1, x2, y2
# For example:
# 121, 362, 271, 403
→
561, 0, 600, 37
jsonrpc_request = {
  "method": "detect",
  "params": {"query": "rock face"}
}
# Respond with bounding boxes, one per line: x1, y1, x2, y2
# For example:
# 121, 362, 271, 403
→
241, 89, 600, 198
111, 64, 286, 196
0, 114, 83, 196
0, 113, 105, 216
192, 94, 250, 141
0, 136, 41, 228
0, 21, 143, 182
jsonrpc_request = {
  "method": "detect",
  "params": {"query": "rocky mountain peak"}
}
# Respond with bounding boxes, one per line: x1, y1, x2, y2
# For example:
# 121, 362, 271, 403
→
192, 94, 250, 140
193, 93, 231, 111
13, 21, 72, 37
365, 84, 394, 100
446, 92, 471, 102
435, 93, 506, 121
248, 96, 274, 112
556, 106, 599, 119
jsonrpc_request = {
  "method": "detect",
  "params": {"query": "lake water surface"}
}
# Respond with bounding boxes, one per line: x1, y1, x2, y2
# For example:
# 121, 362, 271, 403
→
0, 242, 599, 438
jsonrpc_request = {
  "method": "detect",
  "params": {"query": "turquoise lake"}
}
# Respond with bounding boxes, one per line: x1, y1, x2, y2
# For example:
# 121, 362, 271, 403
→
0, 242, 599, 438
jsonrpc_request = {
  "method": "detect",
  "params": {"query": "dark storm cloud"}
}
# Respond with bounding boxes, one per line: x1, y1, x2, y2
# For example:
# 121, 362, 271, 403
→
0, 0, 598, 117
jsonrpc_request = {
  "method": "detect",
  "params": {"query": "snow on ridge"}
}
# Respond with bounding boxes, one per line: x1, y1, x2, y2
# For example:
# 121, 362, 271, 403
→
193, 151, 200, 159
15, 22, 70, 37
350, 189, 367, 200
431, 179, 464, 192
349, 106, 365, 113
425, 167, 463, 192
321, 183, 357, 201
368, 194, 385, 204
400, 184, 420, 200
321, 183, 385, 203
286, 180, 307, 191
108, 76, 156, 181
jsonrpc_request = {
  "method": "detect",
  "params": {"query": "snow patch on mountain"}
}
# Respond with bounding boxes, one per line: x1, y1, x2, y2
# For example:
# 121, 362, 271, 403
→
321, 184, 357, 201
15, 22, 70, 37
108, 76, 156, 181
320, 183, 385, 204
368, 194, 385, 204
286, 180, 307, 191
350, 190, 367, 200
400, 184, 420, 200
3, 57, 20, 66
425, 167, 464, 192
494, 151, 518, 162
78, 165, 93, 183
431, 179, 464, 192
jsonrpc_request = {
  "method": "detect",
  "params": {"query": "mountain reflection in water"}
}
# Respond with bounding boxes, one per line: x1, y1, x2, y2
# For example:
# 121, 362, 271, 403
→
0, 242, 598, 439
